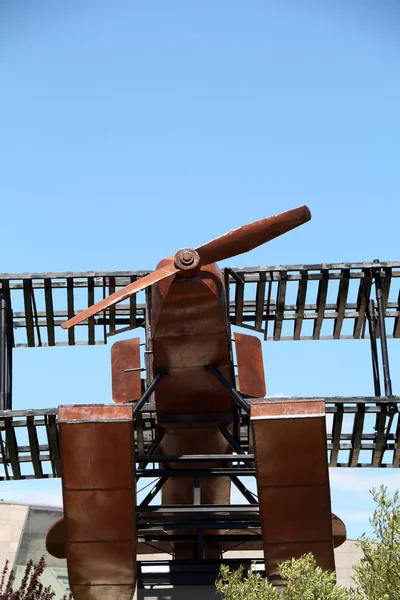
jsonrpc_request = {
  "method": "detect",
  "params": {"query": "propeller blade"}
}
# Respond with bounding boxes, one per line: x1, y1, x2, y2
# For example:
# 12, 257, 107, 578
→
196, 205, 311, 266
61, 265, 178, 329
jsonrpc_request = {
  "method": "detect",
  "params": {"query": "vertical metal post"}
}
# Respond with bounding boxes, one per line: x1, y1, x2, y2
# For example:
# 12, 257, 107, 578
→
0, 293, 6, 410
224, 269, 241, 442
193, 474, 204, 559
0, 292, 12, 411
7, 312, 12, 408
366, 300, 381, 397
133, 370, 167, 417
373, 264, 393, 397
195, 530, 204, 560
193, 475, 201, 505
144, 287, 153, 392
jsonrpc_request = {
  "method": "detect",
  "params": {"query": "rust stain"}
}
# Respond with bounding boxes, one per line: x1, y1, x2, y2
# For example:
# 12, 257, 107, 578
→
59, 406, 136, 600
111, 338, 142, 403
252, 400, 338, 581
235, 332, 266, 398
59, 404, 133, 422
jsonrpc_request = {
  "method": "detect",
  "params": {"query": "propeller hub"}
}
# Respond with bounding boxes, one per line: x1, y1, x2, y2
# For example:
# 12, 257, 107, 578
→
174, 248, 200, 274
181, 251, 194, 265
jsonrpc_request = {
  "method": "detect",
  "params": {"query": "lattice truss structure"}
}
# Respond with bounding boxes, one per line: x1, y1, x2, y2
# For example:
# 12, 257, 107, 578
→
0, 261, 399, 481
0, 261, 399, 347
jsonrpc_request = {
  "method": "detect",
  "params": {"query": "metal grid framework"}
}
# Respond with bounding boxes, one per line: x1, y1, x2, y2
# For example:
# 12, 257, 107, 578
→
1, 397, 399, 482
1, 261, 399, 347
1, 262, 399, 585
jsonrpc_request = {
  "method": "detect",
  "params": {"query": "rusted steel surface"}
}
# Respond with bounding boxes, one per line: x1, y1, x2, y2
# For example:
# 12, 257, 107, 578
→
14, 208, 355, 577
148, 262, 236, 558
111, 338, 142, 403
46, 517, 66, 559
152, 264, 233, 416
59, 403, 133, 422
251, 399, 326, 420
61, 265, 179, 330
195, 206, 311, 266
234, 332, 266, 398
251, 399, 337, 583
61, 207, 312, 333
332, 514, 346, 548
58, 405, 136, 600
173, 248, 201, 274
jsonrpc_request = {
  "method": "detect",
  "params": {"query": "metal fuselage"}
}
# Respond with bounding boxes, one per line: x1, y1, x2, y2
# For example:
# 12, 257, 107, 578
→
150, 260, 235, 555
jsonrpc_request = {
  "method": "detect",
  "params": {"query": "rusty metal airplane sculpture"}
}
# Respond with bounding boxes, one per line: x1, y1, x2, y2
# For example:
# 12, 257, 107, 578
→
45, 206, 346, 599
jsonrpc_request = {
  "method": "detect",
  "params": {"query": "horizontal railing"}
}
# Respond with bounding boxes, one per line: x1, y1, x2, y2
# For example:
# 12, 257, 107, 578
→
0, 397, 399, 480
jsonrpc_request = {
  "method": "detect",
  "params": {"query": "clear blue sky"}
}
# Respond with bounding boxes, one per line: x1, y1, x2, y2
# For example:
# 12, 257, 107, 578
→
1, 0, 400, 541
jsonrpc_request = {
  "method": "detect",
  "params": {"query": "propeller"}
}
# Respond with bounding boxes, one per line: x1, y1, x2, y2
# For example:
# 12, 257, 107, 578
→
62, 205, 311, 330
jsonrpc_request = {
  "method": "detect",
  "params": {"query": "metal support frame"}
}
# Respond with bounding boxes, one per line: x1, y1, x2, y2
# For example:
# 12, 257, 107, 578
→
133, 369, 167, 417
193, 473, 204, 559
366, 266, 397, 446
0, 292, 12, 411
136, 430, 165, 483
366, 300, 382, 397
230, 475, 258, 505
373, 265, 393, 397
363, 266, 396, 405
205, 364, 250, 415
2, 261, 400, 347
219, 425, 254, 468
139, 476, 168, 507
137, 558, 264, 587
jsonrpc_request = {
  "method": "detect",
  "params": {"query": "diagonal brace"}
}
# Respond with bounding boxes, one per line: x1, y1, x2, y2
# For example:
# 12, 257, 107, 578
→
205, 364, 250, 415
134, 369, 167, 417
218, 426, 254, 469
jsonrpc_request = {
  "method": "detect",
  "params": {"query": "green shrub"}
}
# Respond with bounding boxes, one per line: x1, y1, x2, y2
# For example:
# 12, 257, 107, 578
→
352, 486, 400, 600
216, 554, 355, 600
217, 486, 400, 600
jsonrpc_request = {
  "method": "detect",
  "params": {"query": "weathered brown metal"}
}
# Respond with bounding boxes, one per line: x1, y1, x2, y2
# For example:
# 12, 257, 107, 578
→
61, 265, 179, 330
58, 404, 136, 600
173, 248, 201, 274
111, 338, 142, 403
149, 262, 235, 558
332, 514, 346, 548
46, 517, 66, 559
251, 399, 337, 583
195, 206, 311, 266
61, 207, 311, 331
234, 332, 266, 398
3, 259, 400, 347
41, 206, 349, 582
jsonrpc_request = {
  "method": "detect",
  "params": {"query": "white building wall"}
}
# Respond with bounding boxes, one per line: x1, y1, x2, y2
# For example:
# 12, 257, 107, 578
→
335, 540, 364, 589
0, 503, 28, 568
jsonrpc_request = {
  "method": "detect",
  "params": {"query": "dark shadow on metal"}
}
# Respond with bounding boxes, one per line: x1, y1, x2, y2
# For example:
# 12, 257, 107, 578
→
136, 430, 166, 483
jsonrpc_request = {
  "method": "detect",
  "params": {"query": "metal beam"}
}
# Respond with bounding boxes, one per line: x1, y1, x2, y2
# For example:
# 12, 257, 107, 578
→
205, 364, 250, 415
1, 261, 399, 346
374, 265, 393, 397
0, 292, 12, 410
133, 370, 167, 417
